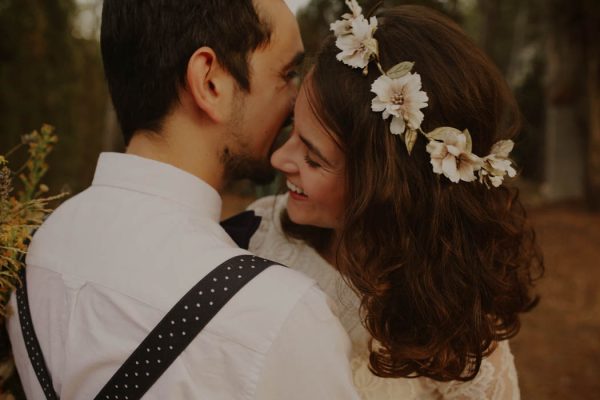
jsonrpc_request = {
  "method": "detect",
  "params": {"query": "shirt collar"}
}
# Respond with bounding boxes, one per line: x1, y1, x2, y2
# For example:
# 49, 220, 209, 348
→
92, 152, 222, 221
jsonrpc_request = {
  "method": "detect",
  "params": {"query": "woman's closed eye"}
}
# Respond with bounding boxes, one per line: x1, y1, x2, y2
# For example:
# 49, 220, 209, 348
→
304, 154, 321, 168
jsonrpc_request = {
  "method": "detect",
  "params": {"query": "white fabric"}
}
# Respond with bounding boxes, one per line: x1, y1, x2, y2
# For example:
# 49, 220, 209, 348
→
249, 194, 521, 400
7, 153, 360, 400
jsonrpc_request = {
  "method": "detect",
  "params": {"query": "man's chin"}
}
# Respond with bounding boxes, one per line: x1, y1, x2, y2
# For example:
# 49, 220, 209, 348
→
224, 156, 276, 185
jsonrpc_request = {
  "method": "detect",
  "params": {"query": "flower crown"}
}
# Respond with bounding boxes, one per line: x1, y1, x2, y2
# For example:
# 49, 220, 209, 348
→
330, 0, 516, 187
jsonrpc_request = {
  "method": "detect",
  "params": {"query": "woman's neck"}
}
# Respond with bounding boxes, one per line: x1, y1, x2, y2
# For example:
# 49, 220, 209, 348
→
317, 230, 341, 267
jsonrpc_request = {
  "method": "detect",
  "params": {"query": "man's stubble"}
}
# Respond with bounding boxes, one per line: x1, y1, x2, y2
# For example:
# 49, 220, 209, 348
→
220, 92, 277, 185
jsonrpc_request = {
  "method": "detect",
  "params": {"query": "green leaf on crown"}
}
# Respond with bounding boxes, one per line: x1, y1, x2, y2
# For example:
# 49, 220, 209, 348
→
386, 61, 414, 79
405, 129, 418, 154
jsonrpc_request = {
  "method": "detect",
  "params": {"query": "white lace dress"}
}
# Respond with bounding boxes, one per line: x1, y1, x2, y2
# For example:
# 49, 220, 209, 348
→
248, 195, 521, 400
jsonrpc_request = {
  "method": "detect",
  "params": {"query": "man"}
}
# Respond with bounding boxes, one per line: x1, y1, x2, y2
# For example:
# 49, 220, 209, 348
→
7, 0, 360, 398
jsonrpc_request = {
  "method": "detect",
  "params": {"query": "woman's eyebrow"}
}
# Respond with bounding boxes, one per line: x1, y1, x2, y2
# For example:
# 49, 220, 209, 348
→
299, 135, 333, 167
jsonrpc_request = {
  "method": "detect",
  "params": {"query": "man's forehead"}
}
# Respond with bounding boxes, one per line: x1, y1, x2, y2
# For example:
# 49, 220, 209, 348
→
253, 0, 301, 47
249, 0, 304, 74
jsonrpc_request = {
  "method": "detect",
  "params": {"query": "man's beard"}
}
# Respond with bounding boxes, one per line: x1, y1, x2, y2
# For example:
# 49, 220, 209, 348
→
220, 95, 277, 185
221, 145, 276, 185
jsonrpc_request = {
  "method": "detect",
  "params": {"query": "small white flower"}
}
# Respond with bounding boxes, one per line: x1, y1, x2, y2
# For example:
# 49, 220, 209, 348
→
330, 18, 353, 37
330, 0, 363, 36
425, 127, 483, 183
371, 73, 429, 135
335, 16, 378, 69
479, 140, 516, 187
345, 0, 363, 17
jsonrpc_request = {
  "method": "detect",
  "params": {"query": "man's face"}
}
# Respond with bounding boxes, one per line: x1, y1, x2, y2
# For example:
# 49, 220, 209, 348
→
222, 0, 304, 184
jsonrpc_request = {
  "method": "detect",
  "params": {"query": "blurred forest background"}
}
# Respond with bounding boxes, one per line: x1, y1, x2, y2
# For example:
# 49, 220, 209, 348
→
0, 0, 599, 399
1, 0, 599, 207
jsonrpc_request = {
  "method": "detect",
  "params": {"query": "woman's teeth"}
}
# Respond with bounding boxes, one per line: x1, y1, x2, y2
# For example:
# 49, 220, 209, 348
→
287, 180, 306, 196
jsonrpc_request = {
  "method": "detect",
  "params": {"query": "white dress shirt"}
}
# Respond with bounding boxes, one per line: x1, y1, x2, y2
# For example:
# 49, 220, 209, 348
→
7, 153, 360, 400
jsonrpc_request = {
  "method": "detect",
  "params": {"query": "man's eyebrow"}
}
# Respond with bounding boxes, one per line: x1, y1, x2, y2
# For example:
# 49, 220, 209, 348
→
299, 135, 333, 167
283, 51, 305, 72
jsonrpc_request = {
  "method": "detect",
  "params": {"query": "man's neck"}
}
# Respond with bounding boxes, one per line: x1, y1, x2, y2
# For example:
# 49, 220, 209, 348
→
126, 129, 225, 193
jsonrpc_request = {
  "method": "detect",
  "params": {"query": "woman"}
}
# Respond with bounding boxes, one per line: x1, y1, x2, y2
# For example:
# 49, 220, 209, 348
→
249, 3, 543, 399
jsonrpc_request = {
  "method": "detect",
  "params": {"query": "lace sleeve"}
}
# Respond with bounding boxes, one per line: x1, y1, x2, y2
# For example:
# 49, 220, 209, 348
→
433, 341, 520, 400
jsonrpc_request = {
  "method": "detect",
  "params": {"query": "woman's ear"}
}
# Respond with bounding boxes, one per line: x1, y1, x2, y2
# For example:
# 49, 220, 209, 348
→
186, 47, 237, 123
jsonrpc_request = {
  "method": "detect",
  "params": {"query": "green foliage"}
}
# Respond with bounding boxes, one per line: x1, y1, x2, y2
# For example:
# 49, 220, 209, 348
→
0, 0, 109, 195
0, 125, 67, 399
0, 125, 67, 317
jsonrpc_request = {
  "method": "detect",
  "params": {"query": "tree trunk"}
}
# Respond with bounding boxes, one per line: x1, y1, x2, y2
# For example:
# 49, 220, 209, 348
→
542, 0, 586, 201
587, 54, 600, 209
584, 1, 600, 210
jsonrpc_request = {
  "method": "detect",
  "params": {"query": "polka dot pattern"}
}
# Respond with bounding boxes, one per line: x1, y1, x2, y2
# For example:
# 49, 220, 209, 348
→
95, 255, 273, 399
17, 255, 273, 400
16, 267, 59, 400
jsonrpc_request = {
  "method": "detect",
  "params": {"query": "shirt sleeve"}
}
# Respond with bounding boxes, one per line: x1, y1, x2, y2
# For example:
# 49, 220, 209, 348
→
254, 285, 362, 400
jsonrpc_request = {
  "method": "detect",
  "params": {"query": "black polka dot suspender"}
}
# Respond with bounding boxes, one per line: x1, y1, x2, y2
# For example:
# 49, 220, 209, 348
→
16, 254, 275, 400
16, 254, 58, 400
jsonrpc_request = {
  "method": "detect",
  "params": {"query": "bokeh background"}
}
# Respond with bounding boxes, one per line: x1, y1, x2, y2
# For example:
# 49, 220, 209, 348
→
1, 0, 599, 398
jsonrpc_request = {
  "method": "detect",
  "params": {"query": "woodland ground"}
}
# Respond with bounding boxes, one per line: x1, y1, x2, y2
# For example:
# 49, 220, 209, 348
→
513, 202, 600, 400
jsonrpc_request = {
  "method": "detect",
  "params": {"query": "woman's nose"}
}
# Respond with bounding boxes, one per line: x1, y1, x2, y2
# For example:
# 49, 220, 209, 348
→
271, 135, 298, 174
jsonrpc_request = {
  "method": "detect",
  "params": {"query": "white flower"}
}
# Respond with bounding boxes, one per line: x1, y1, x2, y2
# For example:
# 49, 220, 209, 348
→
479, 140, 517, 187
425, 127, 483, 183
335, 16, 378, 69
330, 0, 363, 36
371, 73, 429, 135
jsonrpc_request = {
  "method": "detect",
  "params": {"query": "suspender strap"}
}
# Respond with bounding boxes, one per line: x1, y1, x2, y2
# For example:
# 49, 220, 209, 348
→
95, 254, 273, 399
17, 254, 275, 400
16, 253, 59, 400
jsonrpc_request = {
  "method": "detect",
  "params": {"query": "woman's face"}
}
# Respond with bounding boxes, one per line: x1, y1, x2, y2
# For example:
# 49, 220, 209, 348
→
270, 84, 346, 230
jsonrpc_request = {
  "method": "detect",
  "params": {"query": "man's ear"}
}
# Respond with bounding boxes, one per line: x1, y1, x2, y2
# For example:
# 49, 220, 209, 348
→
186, 47, 237, 123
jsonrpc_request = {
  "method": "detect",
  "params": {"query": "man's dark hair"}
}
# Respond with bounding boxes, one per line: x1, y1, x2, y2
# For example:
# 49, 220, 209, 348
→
101, 0, 272, 144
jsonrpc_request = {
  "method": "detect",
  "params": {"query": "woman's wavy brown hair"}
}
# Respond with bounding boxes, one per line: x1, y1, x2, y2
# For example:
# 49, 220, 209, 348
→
282, 5, 544, 381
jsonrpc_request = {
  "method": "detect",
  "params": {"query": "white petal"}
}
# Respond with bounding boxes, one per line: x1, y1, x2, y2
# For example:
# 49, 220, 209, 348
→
426, 142, 446, 174
404, 108, 424, 130
386, 104, 402, 118
489, 157, 509, 171
404, 73, 422, 92
442, 154, 460, 182
346, 0, 362, 17
426, 140, 447, 159
410, 90, 429, 106
458, 160, 477, 182
351, 16, 372, 39
390, 116, 405, 135
427, 127, 463, 144
368, 16, 378, 32
446, 144, 462, 157
430, 158, 444, 175
337, 44, 370, 69
454, 133, 468, 151
371, 75, 393, 100
336, 34, 360, 50
371, 98, 387, 113
330, 19, 351, 36
490, 175, 503, 187
491, 140, 514, 158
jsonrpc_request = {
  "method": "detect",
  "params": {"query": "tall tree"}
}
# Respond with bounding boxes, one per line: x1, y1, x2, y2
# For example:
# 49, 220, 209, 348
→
0, 0, 108, 194
542, 0, 600, 207
583, 0, 600, 210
